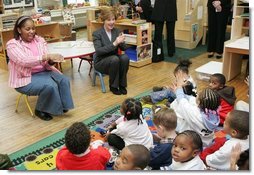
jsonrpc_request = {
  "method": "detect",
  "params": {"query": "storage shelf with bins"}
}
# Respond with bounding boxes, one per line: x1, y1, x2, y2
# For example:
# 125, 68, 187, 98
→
0, 22, 61, 70
88, 18, 152, 67
221, 0, 249, 81
231, 0, 249, 40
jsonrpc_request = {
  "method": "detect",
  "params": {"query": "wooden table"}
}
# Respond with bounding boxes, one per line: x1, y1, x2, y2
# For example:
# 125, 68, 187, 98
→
222, 36, 249, 81
47, 40, 95, 74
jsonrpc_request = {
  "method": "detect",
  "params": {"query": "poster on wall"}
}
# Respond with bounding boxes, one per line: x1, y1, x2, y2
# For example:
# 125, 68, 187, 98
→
4, 0, 34, 9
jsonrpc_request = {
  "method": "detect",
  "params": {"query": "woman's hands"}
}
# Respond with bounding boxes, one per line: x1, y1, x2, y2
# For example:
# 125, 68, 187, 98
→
113, 33, 125, 46
42, 53, 64, 63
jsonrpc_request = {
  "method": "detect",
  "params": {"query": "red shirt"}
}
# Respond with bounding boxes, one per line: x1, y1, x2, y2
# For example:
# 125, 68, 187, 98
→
219, 98, 234, 125
56, 146, 110, 170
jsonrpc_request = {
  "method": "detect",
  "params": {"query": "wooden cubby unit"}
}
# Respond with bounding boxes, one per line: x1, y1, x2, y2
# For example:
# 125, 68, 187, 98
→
231, 0, 249, 40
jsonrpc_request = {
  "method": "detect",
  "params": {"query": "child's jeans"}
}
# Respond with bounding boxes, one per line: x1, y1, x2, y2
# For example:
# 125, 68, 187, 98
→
150, 89, 176, 103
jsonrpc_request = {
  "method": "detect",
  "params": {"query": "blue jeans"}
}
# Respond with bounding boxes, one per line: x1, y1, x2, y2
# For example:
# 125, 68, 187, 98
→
150, 89, 176, 103
16, 71, 74, 115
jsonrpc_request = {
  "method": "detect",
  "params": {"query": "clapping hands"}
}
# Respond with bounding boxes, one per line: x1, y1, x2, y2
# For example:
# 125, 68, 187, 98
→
113, 33, 125, 46
47, 53, 64, 63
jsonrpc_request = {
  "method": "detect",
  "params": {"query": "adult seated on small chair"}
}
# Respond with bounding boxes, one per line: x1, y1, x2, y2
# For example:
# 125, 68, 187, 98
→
7, 16, 74, 121
92, 8, 129, 95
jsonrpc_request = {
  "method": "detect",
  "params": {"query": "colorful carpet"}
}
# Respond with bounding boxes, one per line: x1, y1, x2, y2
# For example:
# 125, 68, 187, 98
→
9, 91, 158, 170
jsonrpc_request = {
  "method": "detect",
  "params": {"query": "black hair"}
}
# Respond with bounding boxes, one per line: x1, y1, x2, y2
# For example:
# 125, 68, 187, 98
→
13, 16, 34, 40
211, 73, 226, 86
177, 130, 203, 152
237, 149, 249, 170
198, 88, 220, 111
153, 107, 177, 131
228, 110, 249, 139
121, 98, 143, 125
173, 59, 192, 75
126, 144, 150, 170
65, 122, 91, 155
183, 81, 197, 97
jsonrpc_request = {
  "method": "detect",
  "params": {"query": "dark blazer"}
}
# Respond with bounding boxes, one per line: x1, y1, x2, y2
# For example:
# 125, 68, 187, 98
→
139, 0, 153, 22
151, 0, 177, 22
92, 27, 127, 63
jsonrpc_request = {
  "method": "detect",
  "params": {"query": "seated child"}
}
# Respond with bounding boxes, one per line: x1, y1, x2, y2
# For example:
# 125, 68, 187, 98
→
209, 73, 236, 125
171, 71, 220, 147
149, 107, 177, 170
0, 154, 14, 170
113, 144, 150, 170
230, 144, 249, 170
56, 122, 111, 170
205, 110, 249, 170
141, 59, 196, 106
161, 130, 206, 170
106, 98, 153, 150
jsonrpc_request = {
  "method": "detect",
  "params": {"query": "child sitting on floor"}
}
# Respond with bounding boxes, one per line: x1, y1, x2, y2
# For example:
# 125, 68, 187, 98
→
171, 71, 220, 148
113, 144, 150, 170
205, 110, 249, 170
141, 59, 196, 106
209, 73, 236, 126
106, 98, 153, 151
0, 154, 14, 170
161, 130, 206, 170
148, 107, 177, 170
56, 122, 111, 170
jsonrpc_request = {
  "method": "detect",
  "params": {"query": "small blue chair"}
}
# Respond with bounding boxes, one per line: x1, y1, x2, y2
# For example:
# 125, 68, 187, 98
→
92, 54, 107, 93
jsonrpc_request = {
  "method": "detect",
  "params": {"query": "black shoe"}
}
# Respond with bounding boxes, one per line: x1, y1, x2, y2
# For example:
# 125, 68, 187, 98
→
110, 87, 121, 95
63, 109, 69, 113
216, 55, 222, 59
119, 86, 127, 95
35, 109, 53, 121
208, 53, 214, 58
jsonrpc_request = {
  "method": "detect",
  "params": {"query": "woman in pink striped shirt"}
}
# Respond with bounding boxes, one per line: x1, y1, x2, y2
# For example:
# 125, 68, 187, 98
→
7, 16, 74, 121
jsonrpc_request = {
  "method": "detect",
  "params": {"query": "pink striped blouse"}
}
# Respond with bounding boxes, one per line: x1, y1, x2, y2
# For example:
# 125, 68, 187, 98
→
7, 35, 60, 88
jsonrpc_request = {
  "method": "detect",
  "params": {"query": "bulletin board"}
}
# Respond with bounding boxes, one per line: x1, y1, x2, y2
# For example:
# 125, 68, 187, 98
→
3, 0, 34, 9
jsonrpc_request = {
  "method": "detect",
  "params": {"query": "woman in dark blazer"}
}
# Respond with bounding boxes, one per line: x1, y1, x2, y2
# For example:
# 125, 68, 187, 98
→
92, 8, 129, 95
151, 0, 177, 62
207, 0, 231, 58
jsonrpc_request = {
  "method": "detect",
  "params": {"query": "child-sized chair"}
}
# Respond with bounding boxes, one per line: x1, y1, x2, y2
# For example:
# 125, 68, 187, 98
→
15, 93, 34, 117
92, 54, 107, 93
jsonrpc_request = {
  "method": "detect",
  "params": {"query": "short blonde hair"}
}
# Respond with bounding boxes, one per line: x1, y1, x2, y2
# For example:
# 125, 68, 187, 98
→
100, 7, 117, 22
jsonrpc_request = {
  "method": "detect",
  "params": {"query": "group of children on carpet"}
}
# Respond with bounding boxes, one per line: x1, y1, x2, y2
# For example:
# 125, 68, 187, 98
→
1, 60, 249, 171
55, 59, 249, 171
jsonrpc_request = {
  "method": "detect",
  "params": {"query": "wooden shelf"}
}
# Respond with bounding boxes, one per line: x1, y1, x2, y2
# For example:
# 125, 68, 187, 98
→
231, 0, 249, 40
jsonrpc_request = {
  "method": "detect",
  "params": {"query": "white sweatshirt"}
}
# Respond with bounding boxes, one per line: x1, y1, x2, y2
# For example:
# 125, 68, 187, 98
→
206, 137, 249, 170
171, 88, 214, 147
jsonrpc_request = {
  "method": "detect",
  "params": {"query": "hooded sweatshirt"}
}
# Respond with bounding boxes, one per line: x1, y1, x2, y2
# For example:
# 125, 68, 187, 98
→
216, 86, 236, 125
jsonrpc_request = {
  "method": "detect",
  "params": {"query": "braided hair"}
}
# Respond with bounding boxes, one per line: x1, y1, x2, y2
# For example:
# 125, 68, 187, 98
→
173, 59, 192, 75
121, 98, 143, 125
198, 88, 220, 111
